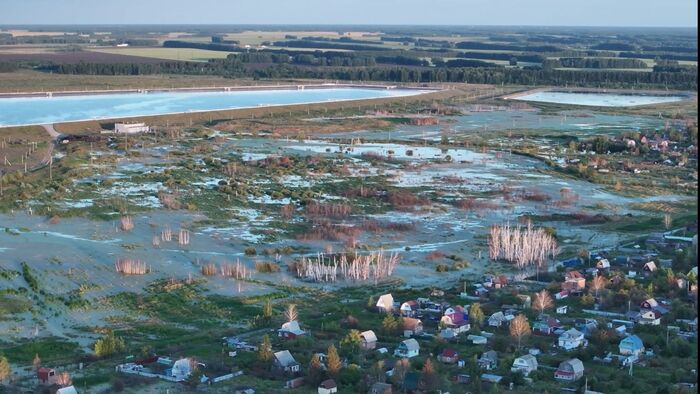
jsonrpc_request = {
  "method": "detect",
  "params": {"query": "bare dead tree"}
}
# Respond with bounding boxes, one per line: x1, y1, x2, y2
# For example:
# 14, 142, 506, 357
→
532, 289, 554, 317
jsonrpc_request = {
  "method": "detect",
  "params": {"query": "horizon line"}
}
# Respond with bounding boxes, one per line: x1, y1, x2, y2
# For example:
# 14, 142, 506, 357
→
0, 23, 697, 29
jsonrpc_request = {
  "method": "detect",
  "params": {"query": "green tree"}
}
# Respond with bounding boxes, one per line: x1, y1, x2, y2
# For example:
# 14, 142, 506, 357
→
340, 329, 362, 355
94, 331, 126, 358
0, 356, 10, 383
421, 357, 437, 391
307, 354, 324, 386
262, 299, 273, 322
326, 344, 342, 378
32, 353, 41, 371
257, 335, 273, 363
470, 303, 485, 329
382, 314, 399, 335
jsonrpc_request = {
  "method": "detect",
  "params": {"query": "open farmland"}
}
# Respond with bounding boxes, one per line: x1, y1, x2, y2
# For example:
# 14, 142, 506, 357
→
0, 50, 165, 64
88, 47, 236, 62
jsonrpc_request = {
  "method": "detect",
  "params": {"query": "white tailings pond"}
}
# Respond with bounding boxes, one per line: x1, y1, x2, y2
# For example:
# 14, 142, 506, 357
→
0, 87, 428, 127
511, 91, 686, 107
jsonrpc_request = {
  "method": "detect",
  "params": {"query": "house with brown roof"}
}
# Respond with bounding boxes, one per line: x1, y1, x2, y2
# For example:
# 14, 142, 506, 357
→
37, 368, 58, 386
402, 317, 423, 337
318, 379, 338, 394
562, 271, 586, 293
368, 382, 393, 394
360, 330, 378, 350
438, 348, 459, 364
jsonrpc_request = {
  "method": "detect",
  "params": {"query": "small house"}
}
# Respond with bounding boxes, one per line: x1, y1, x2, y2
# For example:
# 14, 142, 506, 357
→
474, 285, 489, 298
640, 298, 658, 310
438, 348, 459, 364
554, 358, 584, 382
558, 328, 585, 350
619, 335, 645, 356
596, 259, 611, 270
318, 379, 338, 394
493, 275, 508, 289
273, 350, 300, 374
360, 330, 378, 350
38, 368, 58, 386
440, 327, 457, 339
234, 387, 255, 394
368, 382, 393, 394
643, 261, 658, 273
394, 338, 420, 358
430, 289, 445, 297
402, 317, 423, 337
561, 257, 582, 268
376, 294, 395, 313
556, 305, 568, 314
533, 317, 560, 335
511, 354, 538, 376
171, 358, 193, 381
56, 386, 78, 394
555, 290, 569, 300
278, 320, 306, 339
400, 301, 419, 317
480, 373, 503, 384
477, 350, 498, 370
562, 271, 586, 293
441, 306, 470, 332
468, 335, 487, 344
285, 377, 305, 388
488, 311, 507, 327
637, 310, 661, 325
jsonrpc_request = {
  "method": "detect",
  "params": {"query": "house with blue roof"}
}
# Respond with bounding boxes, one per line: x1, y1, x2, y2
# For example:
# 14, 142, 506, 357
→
619, 335, 645, 356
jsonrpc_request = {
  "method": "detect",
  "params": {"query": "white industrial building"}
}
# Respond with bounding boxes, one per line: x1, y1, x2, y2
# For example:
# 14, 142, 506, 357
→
114, 122, 150, 134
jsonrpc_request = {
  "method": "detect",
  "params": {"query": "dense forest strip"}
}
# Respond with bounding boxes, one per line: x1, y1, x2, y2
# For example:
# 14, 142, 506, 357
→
41, 61, 697, 90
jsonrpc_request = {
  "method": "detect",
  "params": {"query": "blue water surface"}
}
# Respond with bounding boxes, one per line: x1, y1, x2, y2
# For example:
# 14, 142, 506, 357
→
0, 88, 422, 126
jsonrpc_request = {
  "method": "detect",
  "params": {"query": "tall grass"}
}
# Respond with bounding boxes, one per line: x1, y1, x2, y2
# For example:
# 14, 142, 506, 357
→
115, 258, 148, 275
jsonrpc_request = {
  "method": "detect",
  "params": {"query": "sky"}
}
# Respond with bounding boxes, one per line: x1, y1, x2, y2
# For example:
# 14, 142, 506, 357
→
0, 0, 697, 27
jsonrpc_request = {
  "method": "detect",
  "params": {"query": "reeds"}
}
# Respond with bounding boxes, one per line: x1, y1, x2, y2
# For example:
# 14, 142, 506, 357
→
115, 258, 148, 275
454, 198, 498, 211
387, 190, 430, 210
220, 260, 249, 279
293, 250, 400, 283
281, 203, 295, 220
305, 202, 352, 218
161, 227, 172, 242
201, 262, 217, 276
158, 191, 181, 210
120, 216, 134, 232
255, 261, 280, 273
297, 220, 360, 241
178, 229, 190, 246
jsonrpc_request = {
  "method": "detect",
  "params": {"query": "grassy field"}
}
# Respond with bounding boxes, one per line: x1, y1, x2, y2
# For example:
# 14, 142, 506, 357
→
0, 70, 260, 93
88, 47, 235, 62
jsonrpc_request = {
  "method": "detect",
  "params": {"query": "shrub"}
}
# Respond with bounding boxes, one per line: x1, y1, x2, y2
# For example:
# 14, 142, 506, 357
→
435, 264, 450, 272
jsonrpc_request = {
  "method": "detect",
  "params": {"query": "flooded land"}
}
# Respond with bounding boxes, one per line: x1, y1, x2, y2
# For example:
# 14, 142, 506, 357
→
0, 80, 696, 394
0, 90, 695, 344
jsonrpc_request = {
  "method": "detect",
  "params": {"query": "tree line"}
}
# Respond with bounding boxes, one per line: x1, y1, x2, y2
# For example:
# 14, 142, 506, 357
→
543, 57, 649, 69
45, 60, 697, 89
